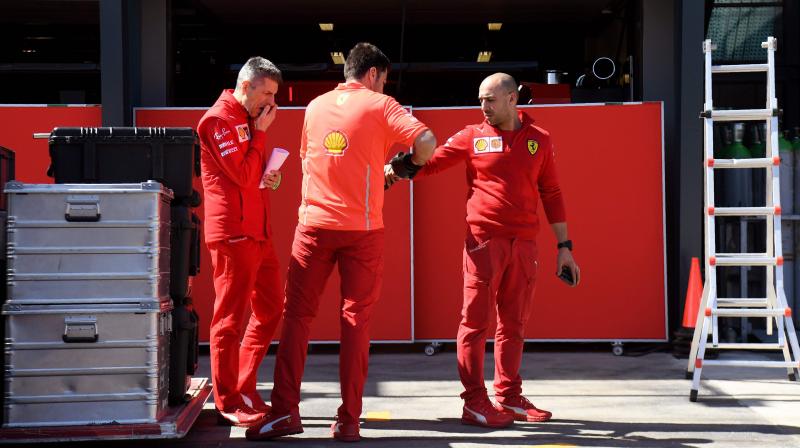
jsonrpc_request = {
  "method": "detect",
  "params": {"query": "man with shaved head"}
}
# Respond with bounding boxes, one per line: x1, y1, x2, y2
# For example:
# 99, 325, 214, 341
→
387, 72, 580, 428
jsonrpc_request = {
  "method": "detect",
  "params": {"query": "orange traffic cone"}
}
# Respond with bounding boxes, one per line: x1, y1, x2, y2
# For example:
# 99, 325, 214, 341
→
673, 257, 703, 358
681, 257, 703, 329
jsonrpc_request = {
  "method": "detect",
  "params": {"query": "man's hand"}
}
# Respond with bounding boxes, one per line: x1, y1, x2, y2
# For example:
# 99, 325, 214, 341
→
557, 248, 580, 287
262, 170, 282, 190
389, 151, 423, 179
254, 104, 278, 132
384, 164, 401, 189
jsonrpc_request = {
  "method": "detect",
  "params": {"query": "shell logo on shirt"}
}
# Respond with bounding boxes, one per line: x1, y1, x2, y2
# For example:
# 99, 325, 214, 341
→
527, 139, 539, 156
474, 137, 503, 154
235, 124, 250, 143
323, 130, 349, 155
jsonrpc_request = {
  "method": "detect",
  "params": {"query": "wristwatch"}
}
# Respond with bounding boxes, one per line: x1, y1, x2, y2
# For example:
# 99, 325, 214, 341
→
557, 240, 573, 251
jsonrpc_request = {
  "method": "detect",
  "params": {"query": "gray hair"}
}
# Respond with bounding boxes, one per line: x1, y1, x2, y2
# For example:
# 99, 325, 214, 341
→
236, 57, 283, 89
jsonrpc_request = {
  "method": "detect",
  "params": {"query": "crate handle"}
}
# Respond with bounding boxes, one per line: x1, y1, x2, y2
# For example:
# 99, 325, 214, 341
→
63, 316, 98, 343
65, 195, 101, 222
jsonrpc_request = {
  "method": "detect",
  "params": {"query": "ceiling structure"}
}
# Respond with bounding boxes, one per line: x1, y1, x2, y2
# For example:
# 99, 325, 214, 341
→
0, 0, 630, 105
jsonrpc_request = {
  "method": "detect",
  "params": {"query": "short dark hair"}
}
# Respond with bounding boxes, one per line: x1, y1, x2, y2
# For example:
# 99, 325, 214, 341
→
344, 42, 390, 80
237, 56, 283, 88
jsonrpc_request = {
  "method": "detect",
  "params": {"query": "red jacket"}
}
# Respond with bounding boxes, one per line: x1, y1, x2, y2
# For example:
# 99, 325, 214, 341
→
198, 89, 271, 243
417, 111, 566, 241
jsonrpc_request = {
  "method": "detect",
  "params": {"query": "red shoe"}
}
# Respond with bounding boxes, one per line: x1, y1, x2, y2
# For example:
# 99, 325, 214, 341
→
461, 397, 514, 429
245, 411, 303, 441
494, 395, 552, 422
331, 415, 360, 442
217, 405, 265, 427
241, 392, 271, 413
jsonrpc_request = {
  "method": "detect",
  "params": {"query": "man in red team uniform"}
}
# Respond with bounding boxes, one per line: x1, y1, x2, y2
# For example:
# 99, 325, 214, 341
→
388, 73, 580, 428
197, 57, 284, 427
247, 43, 436, 442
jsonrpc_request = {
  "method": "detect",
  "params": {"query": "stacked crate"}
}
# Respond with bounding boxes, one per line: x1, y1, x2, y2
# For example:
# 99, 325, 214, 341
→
2, 127, 201, 428
2, 182, 173, 427
0, 146, 14, 426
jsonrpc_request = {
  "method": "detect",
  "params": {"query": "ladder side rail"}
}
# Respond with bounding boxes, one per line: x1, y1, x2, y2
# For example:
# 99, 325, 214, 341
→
690, 309, 712, 399
765, 36, 777, 111
690, 39, 717, 373
779, 286, 800, 378
703, 39, 714, 112
688, 40, 716, 373
703, 37, 717, 348
767, 113, 780, 336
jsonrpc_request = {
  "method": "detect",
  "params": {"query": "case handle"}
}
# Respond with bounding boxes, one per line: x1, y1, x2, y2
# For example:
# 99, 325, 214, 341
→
65, 195, 101, 222
63, 316, 98, 343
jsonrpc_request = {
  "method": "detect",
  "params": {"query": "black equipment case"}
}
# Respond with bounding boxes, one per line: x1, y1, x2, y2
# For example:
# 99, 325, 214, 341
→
47, 127, 199, 199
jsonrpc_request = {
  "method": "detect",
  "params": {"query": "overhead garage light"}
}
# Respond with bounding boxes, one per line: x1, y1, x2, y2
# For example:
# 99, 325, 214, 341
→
477, 51, 492, 63
487, 22, 502, 31
319, 23, 334, 31
330, 51, 345, 65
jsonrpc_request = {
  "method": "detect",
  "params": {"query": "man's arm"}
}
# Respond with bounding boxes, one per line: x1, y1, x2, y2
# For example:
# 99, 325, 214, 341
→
411, 129, 436, 166
551, 222, 579, 286
200, 105, 277, 188
385, 128, 470, 187
386, 129, 437, 183
539, 137, 579, 286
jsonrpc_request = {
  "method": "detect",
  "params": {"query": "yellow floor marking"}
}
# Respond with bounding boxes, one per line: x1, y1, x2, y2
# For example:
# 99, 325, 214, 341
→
528, 444, 579, 448
364, 411, 392, 421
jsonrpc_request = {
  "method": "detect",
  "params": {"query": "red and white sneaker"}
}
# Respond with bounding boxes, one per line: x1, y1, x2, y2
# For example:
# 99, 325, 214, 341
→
217, 405, 265, 427
331, 415, 360, 442
245, 411, 304, 441
241, 392, 271, 413
494, 395, 552, 422
461, 397, 515, 429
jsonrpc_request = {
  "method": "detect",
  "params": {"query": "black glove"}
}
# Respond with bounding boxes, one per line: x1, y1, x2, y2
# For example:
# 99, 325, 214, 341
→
390, 151, 423, 179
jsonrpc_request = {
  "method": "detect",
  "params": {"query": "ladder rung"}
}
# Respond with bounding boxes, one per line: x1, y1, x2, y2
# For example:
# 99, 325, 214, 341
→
699, 359, 798, 368
709, 157, 778, 169
708, 343, 784, 350
711, 254, 782, 266
717, 298, 768, 307
711, 206, 777, 216
707, 308, 788, 318
711, 63, 769, 74
703, 108, 776, 121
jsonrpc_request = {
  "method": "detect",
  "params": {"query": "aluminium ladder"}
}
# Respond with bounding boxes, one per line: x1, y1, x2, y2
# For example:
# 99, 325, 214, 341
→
687, 36, 800, 402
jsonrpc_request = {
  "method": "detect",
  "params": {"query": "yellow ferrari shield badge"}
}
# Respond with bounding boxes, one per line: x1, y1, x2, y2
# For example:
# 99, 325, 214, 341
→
527, 139, 539, 156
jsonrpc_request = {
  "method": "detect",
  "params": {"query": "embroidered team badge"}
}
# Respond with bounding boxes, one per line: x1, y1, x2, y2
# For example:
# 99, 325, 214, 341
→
474, 137, 503, 154
235, 124, 250, 143
527, 139, 539, 156
323, 130, 349, 155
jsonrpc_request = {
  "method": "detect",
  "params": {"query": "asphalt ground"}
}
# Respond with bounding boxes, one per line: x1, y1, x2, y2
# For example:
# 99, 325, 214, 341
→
22, 343, 800, 448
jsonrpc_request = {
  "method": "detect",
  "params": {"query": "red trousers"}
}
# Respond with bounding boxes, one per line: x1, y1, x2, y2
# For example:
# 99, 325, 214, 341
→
271, 224, 384, 424
458, 234, 538, 403
208, 238, 283, 411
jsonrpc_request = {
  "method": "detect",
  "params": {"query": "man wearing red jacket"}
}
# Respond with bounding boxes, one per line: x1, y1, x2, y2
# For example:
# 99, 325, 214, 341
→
247, 42, 436, 442
388, 73, 580, 428
197, 57, 284, 427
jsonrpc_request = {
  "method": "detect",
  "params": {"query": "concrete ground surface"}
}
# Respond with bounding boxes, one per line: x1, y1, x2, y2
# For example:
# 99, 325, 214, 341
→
25, 345, 800, 447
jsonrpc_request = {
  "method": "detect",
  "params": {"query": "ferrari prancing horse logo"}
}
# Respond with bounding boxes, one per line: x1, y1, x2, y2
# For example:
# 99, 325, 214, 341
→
527, 139, 539, 156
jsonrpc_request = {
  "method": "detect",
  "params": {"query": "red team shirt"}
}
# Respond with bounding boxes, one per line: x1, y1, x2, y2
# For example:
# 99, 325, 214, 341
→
298, 82, 427, 231
198, 89, 271, 243
418, 111, 566, 241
